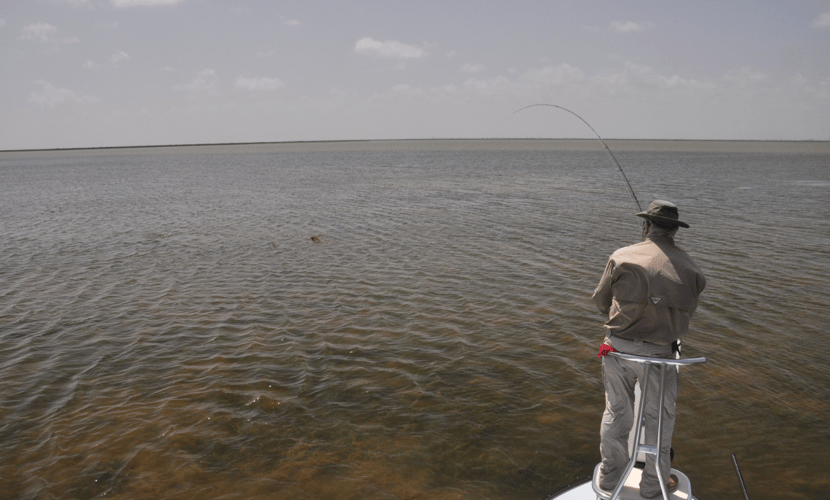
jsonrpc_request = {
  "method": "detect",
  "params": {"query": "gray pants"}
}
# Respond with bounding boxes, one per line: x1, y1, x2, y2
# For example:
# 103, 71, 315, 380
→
598, 353, 678, 498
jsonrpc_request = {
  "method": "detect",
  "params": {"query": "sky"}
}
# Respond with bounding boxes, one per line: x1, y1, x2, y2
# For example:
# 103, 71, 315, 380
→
1, 0, 829, 150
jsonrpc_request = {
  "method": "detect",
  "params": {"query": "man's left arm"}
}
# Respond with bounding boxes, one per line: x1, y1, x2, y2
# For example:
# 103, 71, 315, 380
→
592, 259, 615, 315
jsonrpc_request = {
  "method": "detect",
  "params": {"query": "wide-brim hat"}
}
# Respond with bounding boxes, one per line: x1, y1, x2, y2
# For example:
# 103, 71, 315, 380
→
636, 200, 689, 228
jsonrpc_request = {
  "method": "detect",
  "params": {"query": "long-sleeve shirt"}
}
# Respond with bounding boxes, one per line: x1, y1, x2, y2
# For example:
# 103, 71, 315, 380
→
592, 230, 706, 346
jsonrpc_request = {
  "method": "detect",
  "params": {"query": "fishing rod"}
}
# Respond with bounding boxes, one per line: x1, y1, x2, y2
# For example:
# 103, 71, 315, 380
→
511, 104, 643, 213
731, 453, 751, 500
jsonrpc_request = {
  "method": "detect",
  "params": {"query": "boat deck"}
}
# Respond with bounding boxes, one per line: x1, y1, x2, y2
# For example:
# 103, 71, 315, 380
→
550, 464, 695, 500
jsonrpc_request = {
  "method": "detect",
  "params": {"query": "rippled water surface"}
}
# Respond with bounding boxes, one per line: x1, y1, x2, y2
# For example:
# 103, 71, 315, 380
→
1, 140, 829, 500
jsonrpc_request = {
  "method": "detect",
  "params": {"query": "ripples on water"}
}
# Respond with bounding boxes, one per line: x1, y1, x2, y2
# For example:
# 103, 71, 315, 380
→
1, 140, 828, 500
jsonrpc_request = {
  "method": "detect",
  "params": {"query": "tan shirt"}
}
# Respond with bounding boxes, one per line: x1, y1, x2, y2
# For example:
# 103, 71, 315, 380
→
592, 230, 706, 346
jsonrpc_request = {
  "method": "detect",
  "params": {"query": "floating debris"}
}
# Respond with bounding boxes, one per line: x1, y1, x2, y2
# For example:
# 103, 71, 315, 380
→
311, 235, 322, 244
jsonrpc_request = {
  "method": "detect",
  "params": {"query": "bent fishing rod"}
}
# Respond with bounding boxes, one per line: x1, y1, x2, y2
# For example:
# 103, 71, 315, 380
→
511, 104, 643, 213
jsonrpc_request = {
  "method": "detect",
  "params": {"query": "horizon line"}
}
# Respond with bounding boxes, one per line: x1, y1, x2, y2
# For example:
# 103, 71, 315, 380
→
2, 137, 828, 154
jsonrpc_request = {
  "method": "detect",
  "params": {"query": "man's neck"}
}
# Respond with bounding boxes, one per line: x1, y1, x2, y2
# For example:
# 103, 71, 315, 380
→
646, 227, 675, 244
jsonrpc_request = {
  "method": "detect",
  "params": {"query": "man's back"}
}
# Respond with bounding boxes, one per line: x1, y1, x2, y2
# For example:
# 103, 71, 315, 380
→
593, 231, 706, 345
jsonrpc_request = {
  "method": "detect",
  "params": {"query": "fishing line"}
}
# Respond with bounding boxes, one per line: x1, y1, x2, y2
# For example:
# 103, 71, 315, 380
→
511, 104, 643, 213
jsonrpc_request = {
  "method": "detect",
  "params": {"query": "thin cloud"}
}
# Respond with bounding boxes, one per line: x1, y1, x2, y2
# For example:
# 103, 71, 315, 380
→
391, 84, 419, 94
283, 19, 301, 27
820, 77, 830, 99
578, 61, 716, 101
722, 66, 769, 85
462, 75, 512, 96
355, 37, 427, 59
21, 23, 56, 41
610, 20, 652, 33
813, 12, 830, 28
235, 76, 285, 91
521, 63, 586, 85
0, 19, 6, 27
111, 0, 186, 7
20, 23, 79, 44
460, 63, 485, 74
366, 60, 819, 121
28, 80, 99, 107
175, 69, 217, 91
110, 50, 130, 64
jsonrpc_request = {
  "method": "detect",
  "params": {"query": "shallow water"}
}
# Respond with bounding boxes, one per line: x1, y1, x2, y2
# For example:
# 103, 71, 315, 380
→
1, 140, 828, 500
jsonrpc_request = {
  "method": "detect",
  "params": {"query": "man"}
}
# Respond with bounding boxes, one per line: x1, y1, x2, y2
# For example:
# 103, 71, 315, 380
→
592, 200, 706, 499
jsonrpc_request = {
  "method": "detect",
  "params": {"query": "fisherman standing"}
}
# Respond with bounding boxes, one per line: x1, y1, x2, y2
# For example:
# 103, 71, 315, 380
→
592, 200, 706, 498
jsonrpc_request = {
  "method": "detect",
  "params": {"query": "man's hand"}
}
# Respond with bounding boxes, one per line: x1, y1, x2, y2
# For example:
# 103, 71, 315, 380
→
598, 342, 618, 358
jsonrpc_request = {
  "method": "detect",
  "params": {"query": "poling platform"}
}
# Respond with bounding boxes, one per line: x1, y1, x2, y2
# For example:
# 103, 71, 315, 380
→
548, 352, 706, 500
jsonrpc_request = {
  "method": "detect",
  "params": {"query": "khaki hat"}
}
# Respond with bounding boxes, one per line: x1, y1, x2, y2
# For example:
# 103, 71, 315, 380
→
636, 200, 689, 228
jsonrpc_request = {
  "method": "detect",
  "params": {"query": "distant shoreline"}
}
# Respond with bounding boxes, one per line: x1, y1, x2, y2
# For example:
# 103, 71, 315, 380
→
3, 137, 830, 155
